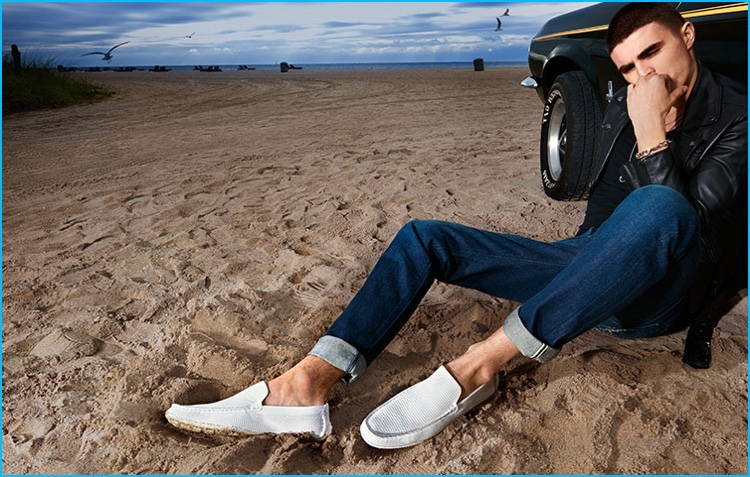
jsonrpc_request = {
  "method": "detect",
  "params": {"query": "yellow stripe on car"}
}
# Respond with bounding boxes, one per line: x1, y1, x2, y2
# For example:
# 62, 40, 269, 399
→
533, 2, 748, 41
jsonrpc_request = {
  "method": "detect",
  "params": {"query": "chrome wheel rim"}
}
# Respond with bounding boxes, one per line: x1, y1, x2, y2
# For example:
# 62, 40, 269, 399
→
546, 97, 566, 181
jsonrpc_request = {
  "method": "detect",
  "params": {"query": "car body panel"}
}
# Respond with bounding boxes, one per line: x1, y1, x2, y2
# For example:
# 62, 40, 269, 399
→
526, 2, 748, 107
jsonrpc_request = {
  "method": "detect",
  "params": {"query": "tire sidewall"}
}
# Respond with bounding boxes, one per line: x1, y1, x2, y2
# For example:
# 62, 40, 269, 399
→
539, 71, 601, 201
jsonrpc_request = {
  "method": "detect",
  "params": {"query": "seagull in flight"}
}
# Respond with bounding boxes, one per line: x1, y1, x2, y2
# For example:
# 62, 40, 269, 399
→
495, 18, 503, 31
502, 8, 510, 16
184, 32, 196, 39
82, 41, 130, 62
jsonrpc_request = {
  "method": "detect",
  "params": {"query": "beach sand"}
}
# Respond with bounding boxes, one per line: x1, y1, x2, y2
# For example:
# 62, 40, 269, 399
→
2, 67, 747, 474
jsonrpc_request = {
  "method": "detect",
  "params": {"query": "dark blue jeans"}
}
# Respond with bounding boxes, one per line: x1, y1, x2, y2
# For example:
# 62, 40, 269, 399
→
310, 186, 701, 380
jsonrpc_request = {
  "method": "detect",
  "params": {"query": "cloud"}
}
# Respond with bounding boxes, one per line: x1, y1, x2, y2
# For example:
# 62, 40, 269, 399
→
2, 2, 597, 65
322, 21, 371, 29
408, 12, 450, 20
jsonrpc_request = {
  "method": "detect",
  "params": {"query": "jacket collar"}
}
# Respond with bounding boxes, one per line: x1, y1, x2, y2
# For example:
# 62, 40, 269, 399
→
681, 63, 723, 130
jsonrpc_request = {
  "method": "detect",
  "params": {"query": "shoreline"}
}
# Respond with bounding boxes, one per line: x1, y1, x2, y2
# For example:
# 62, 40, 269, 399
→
64, 60, 529, 73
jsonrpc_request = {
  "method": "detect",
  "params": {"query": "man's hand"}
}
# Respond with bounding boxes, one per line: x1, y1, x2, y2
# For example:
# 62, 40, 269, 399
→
627, 73, 688, 155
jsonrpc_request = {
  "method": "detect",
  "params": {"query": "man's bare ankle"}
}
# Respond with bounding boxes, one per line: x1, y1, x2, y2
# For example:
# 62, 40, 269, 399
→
264, 356, 343, 407
265, 373, 320, 407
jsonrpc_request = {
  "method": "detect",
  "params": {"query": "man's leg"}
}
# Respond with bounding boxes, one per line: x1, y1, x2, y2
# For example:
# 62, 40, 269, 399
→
265, 220, 584, 408
295, 186, 698, 398
360, 185, 701, 448
505, 185, 701, 359
445, 185, 701, 399
311, 217, 588, 381
316, 186, 699, 386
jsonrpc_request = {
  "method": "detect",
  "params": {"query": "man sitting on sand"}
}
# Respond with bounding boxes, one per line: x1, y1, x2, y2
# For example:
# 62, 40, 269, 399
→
166, 2, 747, 449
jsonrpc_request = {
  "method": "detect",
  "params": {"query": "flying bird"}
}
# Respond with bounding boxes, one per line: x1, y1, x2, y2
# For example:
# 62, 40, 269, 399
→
82, 41, 130, 62
502, 8, 510, 16
495, 18, 503, 31
184, 32, 196, 39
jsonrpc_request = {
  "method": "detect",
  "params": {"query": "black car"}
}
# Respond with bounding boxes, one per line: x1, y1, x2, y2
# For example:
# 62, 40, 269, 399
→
523, 2, 748, 200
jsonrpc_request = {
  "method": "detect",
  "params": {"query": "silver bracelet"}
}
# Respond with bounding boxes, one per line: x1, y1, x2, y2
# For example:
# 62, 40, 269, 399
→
635, 139, 672, 160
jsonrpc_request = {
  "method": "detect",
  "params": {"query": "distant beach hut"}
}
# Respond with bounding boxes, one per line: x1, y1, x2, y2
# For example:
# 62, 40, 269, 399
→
280, 62, 289, 73
473, 58, 484, 72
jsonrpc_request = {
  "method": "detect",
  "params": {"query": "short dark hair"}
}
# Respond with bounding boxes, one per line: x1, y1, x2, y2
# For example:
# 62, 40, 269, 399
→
606, 2, 686, 53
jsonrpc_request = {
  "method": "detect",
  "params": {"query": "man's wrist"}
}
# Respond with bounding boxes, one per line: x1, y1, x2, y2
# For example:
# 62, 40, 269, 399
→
635, 139, 672, 160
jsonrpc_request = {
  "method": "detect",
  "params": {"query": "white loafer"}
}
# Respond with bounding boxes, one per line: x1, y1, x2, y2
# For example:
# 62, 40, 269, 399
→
360, 365, 499, 449
165, 381, 332, 439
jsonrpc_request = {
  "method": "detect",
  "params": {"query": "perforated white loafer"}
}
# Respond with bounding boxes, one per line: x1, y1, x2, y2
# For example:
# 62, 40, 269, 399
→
360, 365, 498, 449
165, 381, 332, 439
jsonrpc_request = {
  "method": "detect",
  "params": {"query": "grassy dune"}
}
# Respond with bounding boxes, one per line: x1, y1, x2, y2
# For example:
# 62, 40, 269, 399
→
3, 59, 114, 115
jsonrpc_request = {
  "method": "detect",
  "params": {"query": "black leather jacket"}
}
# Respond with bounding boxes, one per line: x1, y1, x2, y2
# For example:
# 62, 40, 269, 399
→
591, 64, 748, 312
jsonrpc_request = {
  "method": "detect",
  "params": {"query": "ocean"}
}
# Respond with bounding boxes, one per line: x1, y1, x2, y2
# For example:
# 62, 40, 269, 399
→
75, 61, 528, 72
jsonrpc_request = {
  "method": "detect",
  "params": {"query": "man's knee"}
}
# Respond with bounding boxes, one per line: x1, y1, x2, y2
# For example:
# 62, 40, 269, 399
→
626, 185, 699, 236
392, 220, 454, 262
629, 184, 693, 212
398, 220, 446, 243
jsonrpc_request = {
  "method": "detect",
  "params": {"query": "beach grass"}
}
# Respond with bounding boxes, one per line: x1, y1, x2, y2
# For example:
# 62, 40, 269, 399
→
3, 57, 114, 115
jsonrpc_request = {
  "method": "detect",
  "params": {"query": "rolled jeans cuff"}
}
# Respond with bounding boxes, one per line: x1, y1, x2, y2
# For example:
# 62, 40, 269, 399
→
504, 308, 559, 362
308, 335, 367, 383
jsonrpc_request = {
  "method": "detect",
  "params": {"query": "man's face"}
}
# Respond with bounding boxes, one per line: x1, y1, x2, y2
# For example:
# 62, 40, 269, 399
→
610, 21, 697, 91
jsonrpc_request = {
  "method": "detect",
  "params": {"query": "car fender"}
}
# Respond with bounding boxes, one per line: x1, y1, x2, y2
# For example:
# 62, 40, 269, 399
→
541, 43, 598, 97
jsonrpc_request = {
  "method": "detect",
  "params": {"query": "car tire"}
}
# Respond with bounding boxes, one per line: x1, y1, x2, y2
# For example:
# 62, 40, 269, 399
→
540, 70, 602, 201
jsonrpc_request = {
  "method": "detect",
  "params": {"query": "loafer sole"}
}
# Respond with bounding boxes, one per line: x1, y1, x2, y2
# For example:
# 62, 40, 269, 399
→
166, 411, 256, 438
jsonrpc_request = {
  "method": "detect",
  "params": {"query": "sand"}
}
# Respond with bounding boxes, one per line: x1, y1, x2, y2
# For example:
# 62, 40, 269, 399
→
2, 67, 747, 474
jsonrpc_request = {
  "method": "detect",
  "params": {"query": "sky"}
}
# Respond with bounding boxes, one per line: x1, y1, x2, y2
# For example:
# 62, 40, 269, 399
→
1, 2, 597, 67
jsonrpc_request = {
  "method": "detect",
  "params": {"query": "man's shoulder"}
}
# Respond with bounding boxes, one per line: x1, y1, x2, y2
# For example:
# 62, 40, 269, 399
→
688, 65, 747, 132
706, 68, 747, 109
